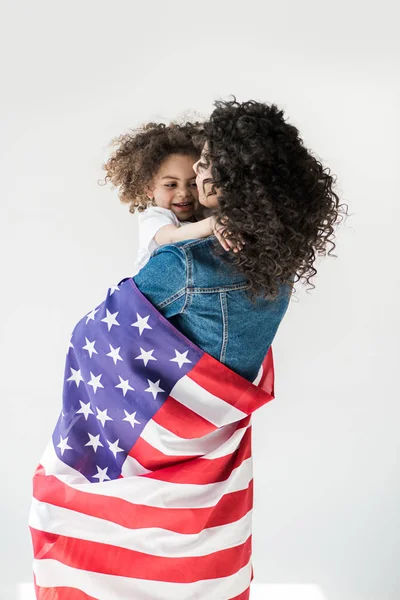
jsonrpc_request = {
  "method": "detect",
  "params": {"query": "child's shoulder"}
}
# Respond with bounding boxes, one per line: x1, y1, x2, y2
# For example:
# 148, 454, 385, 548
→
140, 205, 174, 217
139, 205, 179, 224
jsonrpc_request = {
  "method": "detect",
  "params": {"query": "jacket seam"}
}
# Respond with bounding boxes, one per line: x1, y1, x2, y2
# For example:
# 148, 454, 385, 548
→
175, 236, 214, 250
156, 288, 186, 309
219, 292, 228, 364
187, 283, 250, 293
180, 246, 192, 314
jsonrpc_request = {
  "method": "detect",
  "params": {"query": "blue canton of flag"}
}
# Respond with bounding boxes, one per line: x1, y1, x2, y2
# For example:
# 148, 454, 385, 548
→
54, 278, 203, 482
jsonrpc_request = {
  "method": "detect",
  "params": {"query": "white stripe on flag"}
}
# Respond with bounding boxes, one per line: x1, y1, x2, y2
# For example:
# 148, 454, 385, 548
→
252, 364, 263, 386
33, 557, 252, 600
170, 375, 247, 427
203, 423, 250, 460
141, 418, 246, 457
121, 454, 152, 477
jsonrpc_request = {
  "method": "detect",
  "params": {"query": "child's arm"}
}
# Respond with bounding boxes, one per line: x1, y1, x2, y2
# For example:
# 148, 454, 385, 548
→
154, 217, 214, 245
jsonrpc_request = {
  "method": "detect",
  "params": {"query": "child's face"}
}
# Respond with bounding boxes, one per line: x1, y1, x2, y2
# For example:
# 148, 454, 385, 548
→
148, 154, 199, 220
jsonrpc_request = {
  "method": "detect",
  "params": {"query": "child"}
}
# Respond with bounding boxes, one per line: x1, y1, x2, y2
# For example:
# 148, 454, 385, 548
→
103, 121, 219, 274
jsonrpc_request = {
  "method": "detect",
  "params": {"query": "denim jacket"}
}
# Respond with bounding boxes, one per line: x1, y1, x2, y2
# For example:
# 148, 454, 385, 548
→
134, 237, 290, 382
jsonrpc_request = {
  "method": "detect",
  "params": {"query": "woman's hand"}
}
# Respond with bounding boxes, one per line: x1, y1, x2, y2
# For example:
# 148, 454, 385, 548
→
209, 216, 244, 253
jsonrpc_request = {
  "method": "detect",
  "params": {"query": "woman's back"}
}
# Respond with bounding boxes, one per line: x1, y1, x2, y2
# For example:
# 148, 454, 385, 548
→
134, 237, 290, 381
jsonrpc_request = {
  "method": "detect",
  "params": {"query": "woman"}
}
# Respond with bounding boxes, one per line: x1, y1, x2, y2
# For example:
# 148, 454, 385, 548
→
30, 99, 344, 600
134, 99, 342, 381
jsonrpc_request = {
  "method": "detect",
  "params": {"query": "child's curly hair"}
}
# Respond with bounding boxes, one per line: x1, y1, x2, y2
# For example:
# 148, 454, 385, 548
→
197, 98, 348, 299
103, 121, 202, 213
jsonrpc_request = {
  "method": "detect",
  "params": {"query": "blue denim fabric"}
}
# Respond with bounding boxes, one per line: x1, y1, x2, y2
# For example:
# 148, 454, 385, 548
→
134, 237, 290, 382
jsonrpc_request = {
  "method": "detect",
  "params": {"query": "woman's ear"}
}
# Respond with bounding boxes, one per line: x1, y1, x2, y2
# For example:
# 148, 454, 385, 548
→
145, 186, 154, 200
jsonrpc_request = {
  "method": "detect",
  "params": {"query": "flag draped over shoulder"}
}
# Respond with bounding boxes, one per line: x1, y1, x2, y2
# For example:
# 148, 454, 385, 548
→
29, 278, 275, 600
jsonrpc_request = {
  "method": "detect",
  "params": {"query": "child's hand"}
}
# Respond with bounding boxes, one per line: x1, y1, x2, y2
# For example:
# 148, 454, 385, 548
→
210, 216, 245, 253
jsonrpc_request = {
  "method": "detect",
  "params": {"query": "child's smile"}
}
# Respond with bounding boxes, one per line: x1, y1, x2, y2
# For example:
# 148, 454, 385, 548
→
149, 154, 199, 221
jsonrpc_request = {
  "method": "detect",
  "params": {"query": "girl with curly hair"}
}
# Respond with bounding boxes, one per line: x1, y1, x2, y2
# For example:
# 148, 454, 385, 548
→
103, 122, 234, 274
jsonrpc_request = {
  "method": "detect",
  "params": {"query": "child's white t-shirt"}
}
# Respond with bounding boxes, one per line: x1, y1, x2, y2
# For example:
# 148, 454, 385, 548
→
133, 206, 190, 275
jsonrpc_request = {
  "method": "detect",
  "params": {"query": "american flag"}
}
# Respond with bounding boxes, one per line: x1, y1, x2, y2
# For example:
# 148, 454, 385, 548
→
29, 278, 275, 600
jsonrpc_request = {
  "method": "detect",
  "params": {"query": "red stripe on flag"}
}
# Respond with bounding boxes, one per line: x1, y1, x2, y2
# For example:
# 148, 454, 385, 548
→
127, 435, 176, 470
31, 528, 253, 583
188, 352, 274, 415
152, 395, 218, 438
33, 466, 254, 534
35, 581, 97, 600
229, 587, 251, 600
141, 426, 252, 484
259, 347, 275, 395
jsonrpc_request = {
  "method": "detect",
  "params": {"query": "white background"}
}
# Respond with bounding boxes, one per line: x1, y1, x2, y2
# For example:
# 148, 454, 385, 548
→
1, 1, 399, 598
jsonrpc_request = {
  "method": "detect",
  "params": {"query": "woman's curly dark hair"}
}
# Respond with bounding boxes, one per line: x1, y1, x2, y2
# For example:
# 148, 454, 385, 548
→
102, 121, 202, 213
198, 98, 347, 299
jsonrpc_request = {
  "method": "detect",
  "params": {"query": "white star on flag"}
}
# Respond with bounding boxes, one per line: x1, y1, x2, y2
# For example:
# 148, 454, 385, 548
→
57, 435, 72, 456
101, 309, 120, 331
82, 337, 98, 358
170, 349, 192, 368
93, 465, 110, 482
85, 433, 104, 452
87, 372, 104, 394
123, 409, 141, 429
107, 438, 124, 458
115, 376, 134, 397
135, 348, 157, 367
66, 367, 84, 387
131, 313, 152, 335
76, 400, 94, 420
86, 307, 99, 324
145, 379, 165, 400
109, 285, 120, 295
106, 344, 123, 365
96, 407, 113, 427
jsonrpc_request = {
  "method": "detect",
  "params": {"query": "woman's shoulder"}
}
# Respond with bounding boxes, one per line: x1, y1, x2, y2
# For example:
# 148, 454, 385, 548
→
149, 238, 191, 267
151, 237, 214, 263
149, 238, 216, 281
154, 238, 249, 289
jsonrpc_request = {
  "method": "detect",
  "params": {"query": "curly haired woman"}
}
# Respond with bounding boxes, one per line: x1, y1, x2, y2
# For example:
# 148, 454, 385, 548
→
30, 99, 345, 600
134, 98, 344, 380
